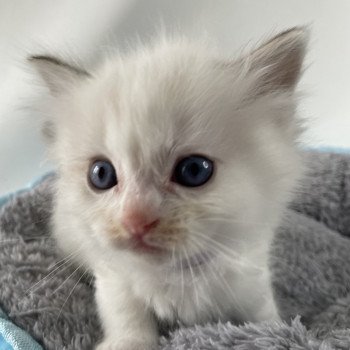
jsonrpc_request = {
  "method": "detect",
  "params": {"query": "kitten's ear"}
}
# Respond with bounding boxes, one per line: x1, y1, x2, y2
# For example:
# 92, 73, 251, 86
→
245, 27, 308, 94
28, 55, 90, 95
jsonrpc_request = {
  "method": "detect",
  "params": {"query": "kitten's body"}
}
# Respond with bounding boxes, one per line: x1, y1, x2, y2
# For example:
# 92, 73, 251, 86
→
31, 28, 306, 349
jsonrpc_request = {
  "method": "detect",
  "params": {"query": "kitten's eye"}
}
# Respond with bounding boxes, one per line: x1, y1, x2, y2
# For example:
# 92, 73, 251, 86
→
89, 160, 117, 190
173, 155, 214, 187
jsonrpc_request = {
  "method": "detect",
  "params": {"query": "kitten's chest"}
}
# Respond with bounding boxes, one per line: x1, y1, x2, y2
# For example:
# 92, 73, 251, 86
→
131, 262, 246, 325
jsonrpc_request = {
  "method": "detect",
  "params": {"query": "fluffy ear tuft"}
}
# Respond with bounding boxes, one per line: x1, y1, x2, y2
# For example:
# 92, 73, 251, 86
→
28, 55, 90, 95
247, 26, 308, 94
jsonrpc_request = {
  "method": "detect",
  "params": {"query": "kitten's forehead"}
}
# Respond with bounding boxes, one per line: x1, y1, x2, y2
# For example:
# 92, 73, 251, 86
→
95, 42, 242, 167
63, 39, 260, 176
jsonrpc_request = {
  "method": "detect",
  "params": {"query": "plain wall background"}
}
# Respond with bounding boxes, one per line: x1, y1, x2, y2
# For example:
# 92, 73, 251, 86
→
0, 0, 349, 195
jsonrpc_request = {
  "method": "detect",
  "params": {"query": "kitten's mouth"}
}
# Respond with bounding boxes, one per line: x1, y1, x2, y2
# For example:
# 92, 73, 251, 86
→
129, 237, 165, 254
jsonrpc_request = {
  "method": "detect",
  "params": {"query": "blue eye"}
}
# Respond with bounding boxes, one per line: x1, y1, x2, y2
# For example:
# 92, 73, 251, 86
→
173, 155, 214, 187
89, 160, 117, 190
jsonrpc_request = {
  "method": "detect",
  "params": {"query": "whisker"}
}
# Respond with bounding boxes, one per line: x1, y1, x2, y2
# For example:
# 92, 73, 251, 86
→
25, 245, 85, 295
47, 251, 80, 271
178, 249, 185, 307
88, 274, 95, 288
191, 230, 262, 271
56, 268, 89, 322
164, 246, 175, 284
186, 238, 221, 313
51, 264, 83, 295
188, 238, 249, 319
26, 259, 76, 296
183, 247, 200, 310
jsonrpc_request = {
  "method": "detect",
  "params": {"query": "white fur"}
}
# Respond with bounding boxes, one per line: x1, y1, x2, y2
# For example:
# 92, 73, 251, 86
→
31, 28, 307, 349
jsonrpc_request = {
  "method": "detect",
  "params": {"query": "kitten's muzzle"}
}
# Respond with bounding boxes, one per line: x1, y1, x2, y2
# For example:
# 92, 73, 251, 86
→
121, 209, 161, 252
121, 215, 159, 238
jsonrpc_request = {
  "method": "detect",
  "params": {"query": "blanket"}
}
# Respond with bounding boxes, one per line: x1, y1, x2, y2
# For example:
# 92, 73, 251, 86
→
0, 151, 350, 350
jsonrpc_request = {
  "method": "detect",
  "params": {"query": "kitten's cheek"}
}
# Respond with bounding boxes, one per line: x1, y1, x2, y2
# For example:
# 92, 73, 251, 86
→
89, 219, 125, 246
104, 224, 128, 243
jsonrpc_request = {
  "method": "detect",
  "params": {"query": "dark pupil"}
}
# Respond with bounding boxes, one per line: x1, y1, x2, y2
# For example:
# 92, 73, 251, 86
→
98, 167, 105, 179
188, 163, 199, 177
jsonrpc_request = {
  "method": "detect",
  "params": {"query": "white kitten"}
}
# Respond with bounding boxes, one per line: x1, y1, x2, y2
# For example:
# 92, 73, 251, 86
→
30, 27, 307, 349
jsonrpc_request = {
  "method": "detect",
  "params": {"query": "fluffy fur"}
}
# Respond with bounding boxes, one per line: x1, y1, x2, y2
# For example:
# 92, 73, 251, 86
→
30, 27, 307, 349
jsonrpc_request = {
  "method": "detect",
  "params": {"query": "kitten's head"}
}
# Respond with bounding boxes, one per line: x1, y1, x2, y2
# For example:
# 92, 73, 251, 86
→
30, 28, 307, 267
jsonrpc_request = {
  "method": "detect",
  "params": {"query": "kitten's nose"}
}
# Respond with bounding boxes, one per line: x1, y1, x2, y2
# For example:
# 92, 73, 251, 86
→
121, 211, 159, 237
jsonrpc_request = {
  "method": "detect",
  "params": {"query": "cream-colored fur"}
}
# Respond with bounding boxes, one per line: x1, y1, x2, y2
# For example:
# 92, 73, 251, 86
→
30, 27, 307, 350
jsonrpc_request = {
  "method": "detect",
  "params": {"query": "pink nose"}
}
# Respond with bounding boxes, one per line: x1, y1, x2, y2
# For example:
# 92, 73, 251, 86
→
121, 212, 159, 237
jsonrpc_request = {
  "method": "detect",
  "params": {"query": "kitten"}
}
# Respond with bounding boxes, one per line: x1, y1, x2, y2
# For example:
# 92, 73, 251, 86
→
30, 27, 307, 350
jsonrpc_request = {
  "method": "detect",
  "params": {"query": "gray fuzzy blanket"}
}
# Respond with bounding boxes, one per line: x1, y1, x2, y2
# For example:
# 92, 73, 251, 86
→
1, 151, 350, 350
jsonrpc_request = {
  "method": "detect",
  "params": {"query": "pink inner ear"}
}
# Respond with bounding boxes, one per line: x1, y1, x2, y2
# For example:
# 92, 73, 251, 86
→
121, 206, 160, 237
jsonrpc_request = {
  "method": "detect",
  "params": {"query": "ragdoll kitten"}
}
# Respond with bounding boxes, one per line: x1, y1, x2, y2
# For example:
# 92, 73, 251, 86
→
30, 27, 306, 349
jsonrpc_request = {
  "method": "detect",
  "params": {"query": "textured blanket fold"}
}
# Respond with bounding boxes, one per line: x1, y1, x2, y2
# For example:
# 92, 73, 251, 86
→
0, 151, 350, 350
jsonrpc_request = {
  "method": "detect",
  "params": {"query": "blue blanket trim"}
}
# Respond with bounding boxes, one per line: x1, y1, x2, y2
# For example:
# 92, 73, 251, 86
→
0, 334, 13, 350
0, 309, 42, 350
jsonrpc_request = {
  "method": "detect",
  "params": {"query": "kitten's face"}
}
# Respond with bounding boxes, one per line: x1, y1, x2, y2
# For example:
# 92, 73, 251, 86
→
31, 29, 306, 265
